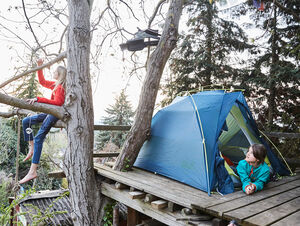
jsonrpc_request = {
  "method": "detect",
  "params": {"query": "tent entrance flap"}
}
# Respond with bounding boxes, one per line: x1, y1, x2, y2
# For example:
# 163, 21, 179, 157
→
218, 104, 271, 166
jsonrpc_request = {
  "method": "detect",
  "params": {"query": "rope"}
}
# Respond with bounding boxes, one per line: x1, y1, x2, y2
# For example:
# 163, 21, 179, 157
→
259, 130, 294, 176
13, 115, 21, 197
187, 92, 211, 194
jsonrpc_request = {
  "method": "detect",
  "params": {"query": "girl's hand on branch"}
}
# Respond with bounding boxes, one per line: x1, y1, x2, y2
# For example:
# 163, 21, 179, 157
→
37, 59, 43, 66
27, 98, 38, 105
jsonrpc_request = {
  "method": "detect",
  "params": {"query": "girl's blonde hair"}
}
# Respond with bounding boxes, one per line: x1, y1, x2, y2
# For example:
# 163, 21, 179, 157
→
54, 66, 67, 91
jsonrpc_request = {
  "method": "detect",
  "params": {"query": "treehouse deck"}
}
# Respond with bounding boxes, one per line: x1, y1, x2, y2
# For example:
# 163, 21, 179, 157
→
94, 163, 300, 226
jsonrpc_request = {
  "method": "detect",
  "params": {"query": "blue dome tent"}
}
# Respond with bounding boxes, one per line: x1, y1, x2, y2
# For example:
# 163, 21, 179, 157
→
134, 91, 290, 195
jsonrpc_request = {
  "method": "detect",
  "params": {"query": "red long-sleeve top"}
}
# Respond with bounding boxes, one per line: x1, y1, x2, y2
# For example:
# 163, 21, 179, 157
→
36, 70, 65, 106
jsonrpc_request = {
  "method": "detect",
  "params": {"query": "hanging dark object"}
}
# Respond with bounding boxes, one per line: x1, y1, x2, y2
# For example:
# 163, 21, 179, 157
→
253, 0, 265, 11
120, 28, 160, 52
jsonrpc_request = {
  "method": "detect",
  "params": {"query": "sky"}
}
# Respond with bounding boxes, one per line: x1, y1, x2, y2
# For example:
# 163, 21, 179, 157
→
0, 1, 152, 122
0, 0, 248, 122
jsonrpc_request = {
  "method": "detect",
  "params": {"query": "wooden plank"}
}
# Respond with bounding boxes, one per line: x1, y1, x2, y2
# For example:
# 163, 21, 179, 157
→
95, 163, 300, 215
115, 182, 128, 190
95, 164, 214, 209
94, 125, 131, 131
129, 191, 146, 200
100, 182, 186, 226
134, 168, 300, 211
271, 210, 300, 226
196, 174, 300, 209
48, 170, 66, 178
113, 205, 119, 226
205, 179, 300, 217
130, 167, 216, 199
127, 207, 141, 226
98, 164, 218, 201
93, 152, 120, 158
224, 186, 300, 223
151, 200, 168, 210
144, 194, 158, 203
244, 197, 300, 226
104, 161, 115, 167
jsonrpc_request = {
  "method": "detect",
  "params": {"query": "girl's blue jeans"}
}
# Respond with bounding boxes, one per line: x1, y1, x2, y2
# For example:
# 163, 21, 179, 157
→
22, 113, 58, 164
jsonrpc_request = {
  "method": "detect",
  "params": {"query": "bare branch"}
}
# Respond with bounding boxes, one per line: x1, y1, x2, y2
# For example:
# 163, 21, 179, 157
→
0, 109, 34, 118
58, 25, 68, 54
119, 0, 139, 21
0, 51, 66, 89
148, 0, 167, 28
0, 92, 67, 120
21, 0, 45, 55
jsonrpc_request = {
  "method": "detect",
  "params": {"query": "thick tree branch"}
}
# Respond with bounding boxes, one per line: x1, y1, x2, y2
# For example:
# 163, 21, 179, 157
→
0, 51, 66, 89
114, 0, 184, 171
0, 92, 67, 120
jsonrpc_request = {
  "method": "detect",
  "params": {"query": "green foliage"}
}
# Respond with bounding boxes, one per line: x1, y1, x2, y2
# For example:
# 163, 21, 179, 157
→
0, 188, 35, 225
0, 119, 17, 166
161, 0, 252, 106
237, 0, 300, 134
22, 192, 68, 226
14, 73, 41, 99
96, 90, 134, 149
0, 189, 69, 226
0, 176, 14, 208
161, 0, 299, 158
0, 118, 62, 196
121, 158, 131, 172
102, 201, 116, 226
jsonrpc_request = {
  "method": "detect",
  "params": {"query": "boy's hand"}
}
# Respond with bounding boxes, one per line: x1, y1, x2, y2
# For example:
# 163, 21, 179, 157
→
245, 184, 255, 195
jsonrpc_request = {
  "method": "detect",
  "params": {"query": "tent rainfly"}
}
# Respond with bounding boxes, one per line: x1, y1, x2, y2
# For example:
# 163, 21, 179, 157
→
134, 91, 290, 195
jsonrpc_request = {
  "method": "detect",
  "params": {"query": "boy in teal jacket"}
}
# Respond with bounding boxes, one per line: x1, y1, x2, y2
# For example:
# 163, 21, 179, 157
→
237, 144, 270, 195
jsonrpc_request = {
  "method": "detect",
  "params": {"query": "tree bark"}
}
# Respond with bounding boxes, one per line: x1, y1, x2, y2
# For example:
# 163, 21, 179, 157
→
268, 6, 278, 130
114, 0, 184, 171
0, 93, 66, 120
63, 0, 101, 225
204, 1, 213, 85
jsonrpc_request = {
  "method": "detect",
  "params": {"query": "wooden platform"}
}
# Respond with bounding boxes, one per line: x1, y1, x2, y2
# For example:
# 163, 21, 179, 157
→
94, 163, 300, 226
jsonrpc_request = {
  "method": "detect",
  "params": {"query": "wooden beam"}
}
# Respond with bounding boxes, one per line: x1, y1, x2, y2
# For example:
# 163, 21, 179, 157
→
144, 194, 158, 203
113, 205, 119, 226
151, 200, 167, 210
127, 207, 141, 226
129, 191, 146, 200
115, 182, 128, 190
104, 161, 115, 168
93, 152, 120, 158
48, 170, 66, 178
100, 182, 186, 225
94, 125, 131, 131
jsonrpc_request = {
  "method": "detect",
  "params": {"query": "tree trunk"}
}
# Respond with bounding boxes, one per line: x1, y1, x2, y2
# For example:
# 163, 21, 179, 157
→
204, 1, 213, 86
63, 0, 102, 225
114, 0, 184, 171
268, 6, 278, 130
